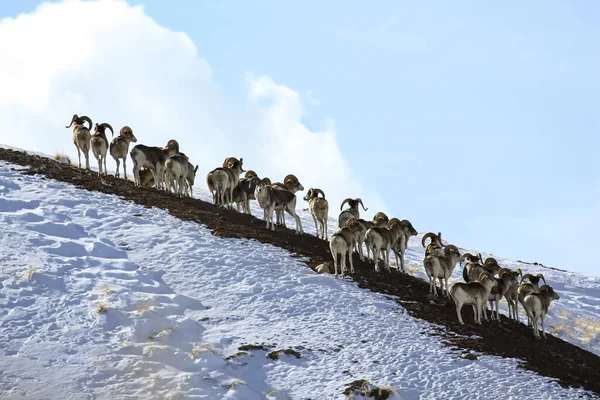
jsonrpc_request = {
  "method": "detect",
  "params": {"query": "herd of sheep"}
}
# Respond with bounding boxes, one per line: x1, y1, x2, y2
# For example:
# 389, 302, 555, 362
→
65, 113, 560, 340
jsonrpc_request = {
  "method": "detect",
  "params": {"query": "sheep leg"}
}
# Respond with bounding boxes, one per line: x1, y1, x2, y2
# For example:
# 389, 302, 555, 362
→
84, 149, 90, 170
340, 250, 347, 277
456, 302, 464, 325
323, 218, 328, 241
123, 158, 127, 179
76, 146, 82, 169
285, 206, 304, 234
114, 158, 120, 178
103, 155, 108, 176
541, 312, 547, 339
311, 214, 319, 238
348, 240, 356, 274
332, 252, 339, 277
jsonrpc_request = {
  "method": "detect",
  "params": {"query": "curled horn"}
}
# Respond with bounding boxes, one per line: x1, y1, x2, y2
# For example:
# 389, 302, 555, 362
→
477, 253, 484, 264
537, 273, 547, 286
421, 232, 439, 248
514, 268, 523, 280
313, 188, 326, 198
357, 198, 368, 211
498, 268, 512, 278
223, 157, 239, 168
65, 114, 78, 128
261, 177, 272, 185
284, 174, 298, 184
166, 139, 179, 152
388, 217, 401, 229
239, 157, 245, 172
479, 271, 492, 281
119, 126, 132, 136
340, 198, 353, 211
444, 244, 460, 255
80, 116, 92, 130
245, 170, 258, 179
520, 273, 534, 285
100, 123, 114, 136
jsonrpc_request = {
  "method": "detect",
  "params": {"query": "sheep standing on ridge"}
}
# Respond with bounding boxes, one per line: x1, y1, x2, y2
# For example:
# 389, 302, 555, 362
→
90, 122, 114, 176
65, 114, 93, 170
303, 188, 329, 240
523, 285, 560, 339
110, 126, 137, 179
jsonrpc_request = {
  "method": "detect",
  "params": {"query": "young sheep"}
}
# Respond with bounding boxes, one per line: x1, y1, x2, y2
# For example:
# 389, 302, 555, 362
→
65, 114, 93, 170
329, 218, 361, 277
449, 273, 498, 325
303, 188, 329, 240
423, 244, 465, 297
338, 198, 368, 229
90, 122, 114, 176
523, 285, 560, 339
109, 126, 137, 179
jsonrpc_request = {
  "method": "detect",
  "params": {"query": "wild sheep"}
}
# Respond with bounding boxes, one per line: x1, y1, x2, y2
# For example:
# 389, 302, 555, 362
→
486, 268, 520, 321
164, 154, 198, 197
390, 219, 418, 272
231, 175, 261, 214
338, 198, 368, 229
254, 181, 304, 234
500, 267, 523, 321
421, 232, 444, 256
109, 126, 137, 179
450, 273, 499, 325
206, 157, 245, 206
365, 217, 404, 272
344, 212, 389, 262
130, 140, 180, 189
463, 255, 501, 283
329, 217, 361, 277
90, 122, 114, 176
423, 244, 465, 297
138, 167, 155, 187
271, 174, 304, 227
303, 188, 329, 240
518, 273, 547, 326
523, 285, 560, 339
65, 114, 93, 170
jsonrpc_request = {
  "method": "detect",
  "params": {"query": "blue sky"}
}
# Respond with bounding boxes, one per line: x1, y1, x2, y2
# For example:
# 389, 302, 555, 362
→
3, 0, 600, 275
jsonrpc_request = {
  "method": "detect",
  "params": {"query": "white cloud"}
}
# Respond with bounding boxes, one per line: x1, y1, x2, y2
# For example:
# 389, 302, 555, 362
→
0, 0, 388, 217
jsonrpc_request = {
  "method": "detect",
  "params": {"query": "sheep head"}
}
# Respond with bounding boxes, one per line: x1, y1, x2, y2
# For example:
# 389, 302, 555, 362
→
94, 122, 114, 137
119, 126, 137, 142
245, 170, 258, 179
66, 114, 92, 130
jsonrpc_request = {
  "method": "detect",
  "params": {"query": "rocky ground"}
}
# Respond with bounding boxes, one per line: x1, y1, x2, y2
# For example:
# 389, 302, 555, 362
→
1, 146, 598, 397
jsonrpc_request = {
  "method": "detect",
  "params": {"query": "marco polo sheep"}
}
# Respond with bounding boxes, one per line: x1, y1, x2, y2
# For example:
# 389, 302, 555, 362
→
303, 188, 329, 240
65, 114, 93, 170
110, 126, 137, 179
90, 122, 114, 176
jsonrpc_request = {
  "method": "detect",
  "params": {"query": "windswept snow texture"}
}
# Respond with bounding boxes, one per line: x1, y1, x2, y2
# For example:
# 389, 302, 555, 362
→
0, 160, 596, 399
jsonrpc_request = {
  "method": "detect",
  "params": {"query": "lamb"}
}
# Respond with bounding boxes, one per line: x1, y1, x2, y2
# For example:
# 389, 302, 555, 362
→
130, 140, 180, 189
254, 181, 304, 234
329, 218, 361, 277
523, 285, 560, 339
449, 273, 499, 325
303, 188, 329, 240
109, 126, 137, 179
338, 198, 368, 229
423, 244, 465, 297
90, 122, 114, 176
65, 114, 93, 170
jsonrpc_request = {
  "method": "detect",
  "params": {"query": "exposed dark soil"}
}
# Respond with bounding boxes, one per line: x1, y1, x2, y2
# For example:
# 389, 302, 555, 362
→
1, 146, 599, 398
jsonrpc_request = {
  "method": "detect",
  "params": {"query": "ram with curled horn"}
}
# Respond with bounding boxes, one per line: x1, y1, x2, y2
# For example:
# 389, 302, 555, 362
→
270, 174, 304, 228
110, 126, 137, 179
517, 273, 548, 327
90, 122, 114, 176
208, 157, 246, 207
66, 114, 93, 170
449, 272, 499, 325
390, 219, 418, 272
338, 198, 368, 229
303, 188, 329, 240
423, 244, 465, 298
364, 217, 406, 273
498, 267, 522, 321
462, 253, 499, 283
421, 232, 444, 257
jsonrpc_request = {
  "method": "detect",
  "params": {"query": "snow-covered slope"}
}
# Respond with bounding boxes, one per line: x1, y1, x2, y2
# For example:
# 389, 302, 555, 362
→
0, 158, 597, 399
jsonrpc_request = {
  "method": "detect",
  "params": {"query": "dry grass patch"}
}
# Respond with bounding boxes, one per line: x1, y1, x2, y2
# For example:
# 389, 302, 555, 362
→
226, 351, 248, 360
343, 379, 400, 400
148, 327, 174, 340
96, 303, 108, 314
225, 380, 246, 390
54, 153, 72, 165
267, 349, 301, 360
189, 344, 216, 358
